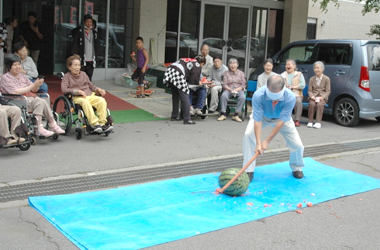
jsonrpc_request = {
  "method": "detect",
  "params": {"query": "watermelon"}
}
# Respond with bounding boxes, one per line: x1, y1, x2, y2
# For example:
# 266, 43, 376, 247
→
218, 168, 250, 196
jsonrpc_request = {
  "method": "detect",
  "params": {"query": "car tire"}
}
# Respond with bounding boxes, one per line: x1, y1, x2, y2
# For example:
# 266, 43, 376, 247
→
375, 117, 380, 122
333, 98, 360, 127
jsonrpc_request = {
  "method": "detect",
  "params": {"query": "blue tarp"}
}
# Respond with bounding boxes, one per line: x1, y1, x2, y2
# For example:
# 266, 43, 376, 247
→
29, 158, 380, 250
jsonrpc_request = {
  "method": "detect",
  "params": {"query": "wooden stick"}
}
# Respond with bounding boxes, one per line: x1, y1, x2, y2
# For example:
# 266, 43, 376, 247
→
215, 151, 260, 194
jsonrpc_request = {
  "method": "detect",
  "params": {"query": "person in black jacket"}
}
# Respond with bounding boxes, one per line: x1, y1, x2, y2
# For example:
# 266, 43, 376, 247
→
163, 56, 205, 125
72, 14, 100, 80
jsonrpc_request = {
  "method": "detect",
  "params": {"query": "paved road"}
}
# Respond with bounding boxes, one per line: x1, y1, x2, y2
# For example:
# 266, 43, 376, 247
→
1, 80, 380, 249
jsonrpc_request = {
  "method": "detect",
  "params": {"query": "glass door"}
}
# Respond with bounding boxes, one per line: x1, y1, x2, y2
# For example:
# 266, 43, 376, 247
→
201, 3, 250, 73
53, 0, 79, 73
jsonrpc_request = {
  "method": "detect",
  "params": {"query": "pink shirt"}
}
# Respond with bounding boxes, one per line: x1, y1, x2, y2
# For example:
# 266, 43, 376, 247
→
0, 72, 33, 94
222, 69, 246, 90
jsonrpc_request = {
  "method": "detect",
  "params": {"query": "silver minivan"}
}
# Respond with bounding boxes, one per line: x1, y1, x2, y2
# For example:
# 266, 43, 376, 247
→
250, 39, 380, 127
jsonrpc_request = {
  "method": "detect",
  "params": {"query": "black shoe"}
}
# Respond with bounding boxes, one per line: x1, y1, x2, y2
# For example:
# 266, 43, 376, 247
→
208, 110, 215, 114
183, 120, 196, 125
102, 125, 113, 133
93, 125, 102, 133
247, 172, 254, 182
292, 170, 304, 179
171, 117, 182, 121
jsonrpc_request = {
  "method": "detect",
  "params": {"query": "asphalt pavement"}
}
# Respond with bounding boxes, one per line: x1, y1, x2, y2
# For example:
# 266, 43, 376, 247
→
1, 80, 380, 249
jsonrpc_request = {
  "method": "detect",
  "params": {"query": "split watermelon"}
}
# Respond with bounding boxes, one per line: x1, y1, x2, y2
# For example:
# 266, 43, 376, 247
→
218, 168, 250, 196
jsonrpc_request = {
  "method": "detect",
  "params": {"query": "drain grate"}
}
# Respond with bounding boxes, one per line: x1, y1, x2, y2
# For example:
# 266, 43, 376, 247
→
1, 139, 379, 203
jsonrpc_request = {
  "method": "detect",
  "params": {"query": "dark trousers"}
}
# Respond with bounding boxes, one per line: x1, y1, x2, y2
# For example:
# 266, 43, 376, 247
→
169, 83, 191, 122
132, 68, 145, 86
82, 62, 94, 81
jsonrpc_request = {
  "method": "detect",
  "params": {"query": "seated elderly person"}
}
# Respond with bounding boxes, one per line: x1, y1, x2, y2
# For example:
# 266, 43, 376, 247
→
61, 54, 113, 133
12, 42, 48, 95
0, 95, 25, 145
281, 59, 306, 127
307, 61, 331, 129
206, 57, 228, 113
257, 58, 276, 89
217, 58, 246, 122
189, 76, 207, 116
0, 54, 64, 137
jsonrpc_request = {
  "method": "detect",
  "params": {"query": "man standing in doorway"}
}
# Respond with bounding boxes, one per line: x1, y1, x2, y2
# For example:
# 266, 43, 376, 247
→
72, 14, 100, 81
19, 11, 43, 67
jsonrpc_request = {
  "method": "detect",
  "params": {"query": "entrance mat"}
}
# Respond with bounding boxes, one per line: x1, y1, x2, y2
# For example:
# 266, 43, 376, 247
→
110, 109, 165, 123
28, 158, 380, 250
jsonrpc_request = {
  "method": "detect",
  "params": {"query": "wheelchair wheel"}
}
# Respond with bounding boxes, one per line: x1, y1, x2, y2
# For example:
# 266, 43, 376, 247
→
18, 141, 31, 151
76, 128, 82, 140
53, 96, 73, 135
30, 136, 37, 145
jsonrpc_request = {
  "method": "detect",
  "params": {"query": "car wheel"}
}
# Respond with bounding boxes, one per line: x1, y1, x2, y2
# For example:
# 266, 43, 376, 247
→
333, 98, 360, 127
376, 117, 380, 122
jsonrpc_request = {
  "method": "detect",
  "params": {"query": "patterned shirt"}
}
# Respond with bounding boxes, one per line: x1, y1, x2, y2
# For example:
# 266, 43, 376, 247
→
222, 69, 246, 90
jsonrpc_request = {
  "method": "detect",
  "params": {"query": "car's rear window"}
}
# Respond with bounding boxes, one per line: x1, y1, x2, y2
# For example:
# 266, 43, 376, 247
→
366, 44, 380, 71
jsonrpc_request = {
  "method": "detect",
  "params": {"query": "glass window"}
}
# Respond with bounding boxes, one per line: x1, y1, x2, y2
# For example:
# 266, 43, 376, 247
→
251, 8, 268, 69
165, 0, 179, 63
316, 44, 352, 65
277, 45, 315, 64
179, 0, 200, 59
367, 44, 380, 71
267, 9, 283, 58
108, 0, 127, 68
54, 0, 79, 73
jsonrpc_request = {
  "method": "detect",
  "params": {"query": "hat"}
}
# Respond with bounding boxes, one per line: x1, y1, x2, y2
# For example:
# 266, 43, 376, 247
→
84, 14, 92, 21
265, 85, 285, 101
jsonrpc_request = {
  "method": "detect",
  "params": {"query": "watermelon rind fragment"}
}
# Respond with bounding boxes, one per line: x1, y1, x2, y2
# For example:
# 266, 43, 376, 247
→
218, 168, 249, 196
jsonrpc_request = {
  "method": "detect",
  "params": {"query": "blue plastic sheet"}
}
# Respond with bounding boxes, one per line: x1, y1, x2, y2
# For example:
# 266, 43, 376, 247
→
29, 158, 380, 250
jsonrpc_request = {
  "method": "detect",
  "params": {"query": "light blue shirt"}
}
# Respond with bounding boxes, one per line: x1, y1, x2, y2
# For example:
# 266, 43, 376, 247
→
252, 86, 296, 122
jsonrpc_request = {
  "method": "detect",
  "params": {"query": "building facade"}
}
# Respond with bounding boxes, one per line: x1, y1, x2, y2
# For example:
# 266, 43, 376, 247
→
1, 0, 379, 80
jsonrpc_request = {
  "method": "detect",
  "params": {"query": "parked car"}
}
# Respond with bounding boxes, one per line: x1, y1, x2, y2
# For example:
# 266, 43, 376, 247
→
249, 39, 380, 127
203, 37, 256, 70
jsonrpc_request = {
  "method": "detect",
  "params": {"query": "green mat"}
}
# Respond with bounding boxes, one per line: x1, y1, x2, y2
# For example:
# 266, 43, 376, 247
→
110, 109, 165, 123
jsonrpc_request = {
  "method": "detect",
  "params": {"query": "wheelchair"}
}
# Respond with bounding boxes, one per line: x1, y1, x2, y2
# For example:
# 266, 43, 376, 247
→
220, 79, 250, 121
0, 121, 31, 151
2, 93, 59, 145
52, 93, 114, 140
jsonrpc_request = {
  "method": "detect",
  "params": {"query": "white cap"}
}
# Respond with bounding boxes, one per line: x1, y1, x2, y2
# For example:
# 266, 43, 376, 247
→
265, 85, 285, 101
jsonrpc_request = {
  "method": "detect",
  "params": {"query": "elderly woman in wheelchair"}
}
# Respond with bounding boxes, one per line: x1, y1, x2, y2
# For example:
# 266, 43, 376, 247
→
0, 54, 65, 138
60, 54, 113, 135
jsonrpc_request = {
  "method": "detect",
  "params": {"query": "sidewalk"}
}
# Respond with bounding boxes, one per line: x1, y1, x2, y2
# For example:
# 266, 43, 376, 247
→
93, 79, 173, 119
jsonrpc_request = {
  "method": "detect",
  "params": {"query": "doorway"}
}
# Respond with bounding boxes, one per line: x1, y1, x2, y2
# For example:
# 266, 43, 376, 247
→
200, 3, 251, 74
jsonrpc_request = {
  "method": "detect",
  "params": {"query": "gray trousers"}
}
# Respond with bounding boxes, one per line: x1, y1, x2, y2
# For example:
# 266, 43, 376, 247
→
0, 106, 21, 139
219, 90, 245, 114
208, 85, 222, 111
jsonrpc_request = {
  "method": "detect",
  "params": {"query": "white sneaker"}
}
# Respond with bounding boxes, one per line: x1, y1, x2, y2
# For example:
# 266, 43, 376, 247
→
313, 123, 321, 129
232, 115, 242, 122
307, 123, 313, 128
217, 115, 226, 121
189, 106, 195, 116
195, 108, 203, 115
